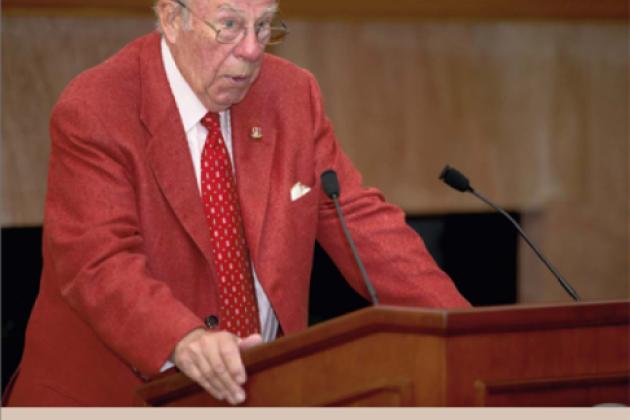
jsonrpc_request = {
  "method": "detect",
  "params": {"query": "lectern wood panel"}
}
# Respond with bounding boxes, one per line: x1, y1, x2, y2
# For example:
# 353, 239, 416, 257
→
136, 301, 630, 406
474, 373, 630, 406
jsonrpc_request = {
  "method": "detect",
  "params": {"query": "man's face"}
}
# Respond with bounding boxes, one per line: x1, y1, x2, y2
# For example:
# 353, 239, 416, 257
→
162, 0, 277, 112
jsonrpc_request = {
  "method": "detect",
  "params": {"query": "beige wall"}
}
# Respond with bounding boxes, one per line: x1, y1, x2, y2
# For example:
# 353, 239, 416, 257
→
270, 20, 629, 302
2, 15, 155, 226
2, 9, 627, 302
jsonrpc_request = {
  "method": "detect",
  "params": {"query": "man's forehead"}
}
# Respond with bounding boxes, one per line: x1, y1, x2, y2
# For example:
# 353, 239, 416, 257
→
195, 0, 278, 14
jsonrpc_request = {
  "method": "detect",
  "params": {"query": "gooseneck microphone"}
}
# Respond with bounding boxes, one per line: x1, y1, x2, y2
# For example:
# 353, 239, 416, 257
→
439, 165, 581, 301
321, 170, 380, 305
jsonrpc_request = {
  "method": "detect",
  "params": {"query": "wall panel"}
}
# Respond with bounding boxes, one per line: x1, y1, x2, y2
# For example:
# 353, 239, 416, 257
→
2, 8, 627, 302
2, 16, 155, 225
4, 0, 628, 19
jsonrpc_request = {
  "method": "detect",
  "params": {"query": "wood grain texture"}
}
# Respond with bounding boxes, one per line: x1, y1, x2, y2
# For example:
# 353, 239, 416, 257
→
3, 0, 628, 19
474, 373, 630, 406
1, 16, 155, 226
270, 21, 628, 214
269, 20, 629, 302
2, 15, 627, 303
135, 302, 630, 406
516, 23, 629, 302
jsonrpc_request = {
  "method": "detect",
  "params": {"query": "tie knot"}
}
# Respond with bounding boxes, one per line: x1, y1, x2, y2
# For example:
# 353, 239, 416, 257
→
201, 112, 221, 131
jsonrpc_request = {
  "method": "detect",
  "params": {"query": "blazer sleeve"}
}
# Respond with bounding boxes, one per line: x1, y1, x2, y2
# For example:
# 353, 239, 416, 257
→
305, 73, 471, 308
44, 95, 205, 375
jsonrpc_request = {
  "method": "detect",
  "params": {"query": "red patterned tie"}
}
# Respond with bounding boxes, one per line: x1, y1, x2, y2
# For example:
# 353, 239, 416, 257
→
200, 112, 260, 337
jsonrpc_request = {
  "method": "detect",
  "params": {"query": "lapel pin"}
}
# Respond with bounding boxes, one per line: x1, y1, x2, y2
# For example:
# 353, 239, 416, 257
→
250, 127, 263, 140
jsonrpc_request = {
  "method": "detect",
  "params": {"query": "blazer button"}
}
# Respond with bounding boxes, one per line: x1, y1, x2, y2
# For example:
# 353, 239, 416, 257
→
205, 315, 219, 329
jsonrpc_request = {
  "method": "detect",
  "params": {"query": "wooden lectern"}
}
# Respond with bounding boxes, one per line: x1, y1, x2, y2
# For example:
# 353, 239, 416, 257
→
136, 300, 629, 406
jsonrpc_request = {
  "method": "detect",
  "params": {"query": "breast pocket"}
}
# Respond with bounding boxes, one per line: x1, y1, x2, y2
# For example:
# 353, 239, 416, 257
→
286, 185, 318, 237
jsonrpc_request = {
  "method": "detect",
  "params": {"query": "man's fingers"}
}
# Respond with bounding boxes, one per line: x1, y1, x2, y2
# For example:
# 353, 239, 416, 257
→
178, 358, 224, 401
173, 329, 252, 405
219, 335, 249, 384
188, 345, 226, 401
207, 335, 246, 404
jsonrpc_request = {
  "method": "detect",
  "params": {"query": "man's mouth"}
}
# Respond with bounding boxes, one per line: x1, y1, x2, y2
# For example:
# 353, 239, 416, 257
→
226, 74, 250, 84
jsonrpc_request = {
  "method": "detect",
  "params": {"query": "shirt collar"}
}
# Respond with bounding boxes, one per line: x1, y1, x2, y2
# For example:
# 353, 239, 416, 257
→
161, 38, 208, 133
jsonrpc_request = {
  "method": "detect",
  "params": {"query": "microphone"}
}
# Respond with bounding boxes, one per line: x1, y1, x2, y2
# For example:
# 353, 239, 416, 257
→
320, 170, 379, 305
439, 165, 580, 301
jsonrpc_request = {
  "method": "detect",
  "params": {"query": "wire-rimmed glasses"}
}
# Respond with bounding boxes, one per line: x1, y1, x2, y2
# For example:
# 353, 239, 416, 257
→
172, 0, 289, 45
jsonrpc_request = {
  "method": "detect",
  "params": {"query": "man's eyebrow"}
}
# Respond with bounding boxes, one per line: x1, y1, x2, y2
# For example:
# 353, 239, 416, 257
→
264, 4, 279, 15
215, 3, 279, 15
216, 4, 241, 13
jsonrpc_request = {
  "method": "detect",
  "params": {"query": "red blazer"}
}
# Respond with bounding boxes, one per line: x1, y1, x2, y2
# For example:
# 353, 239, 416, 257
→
8, 32, 469, 406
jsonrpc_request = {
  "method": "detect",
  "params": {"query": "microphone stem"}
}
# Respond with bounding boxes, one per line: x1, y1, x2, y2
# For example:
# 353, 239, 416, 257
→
471, 189, 581, 301
332, 197, 380, 305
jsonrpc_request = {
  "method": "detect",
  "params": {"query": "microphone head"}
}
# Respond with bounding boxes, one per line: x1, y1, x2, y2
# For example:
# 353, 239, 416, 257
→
439, 165, 473, 192
321, 169, 340, 199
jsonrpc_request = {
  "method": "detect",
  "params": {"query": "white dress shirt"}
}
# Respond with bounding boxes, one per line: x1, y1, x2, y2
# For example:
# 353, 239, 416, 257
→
160, 39, 278, 364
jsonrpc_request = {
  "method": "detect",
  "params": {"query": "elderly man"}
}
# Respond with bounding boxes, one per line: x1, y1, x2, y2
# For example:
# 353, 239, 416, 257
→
7, 0, 469, 406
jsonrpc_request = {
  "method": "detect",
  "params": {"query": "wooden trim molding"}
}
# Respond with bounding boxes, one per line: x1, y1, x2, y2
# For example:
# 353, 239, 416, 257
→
3, 0, 629, 20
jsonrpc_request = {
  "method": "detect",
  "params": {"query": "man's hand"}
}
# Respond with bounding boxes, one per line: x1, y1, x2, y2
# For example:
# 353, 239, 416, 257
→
172, 328, 263, 405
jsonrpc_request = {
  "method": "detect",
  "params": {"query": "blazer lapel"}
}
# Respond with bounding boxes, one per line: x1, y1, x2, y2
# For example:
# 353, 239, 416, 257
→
139, 33, 214, 265
231, 98, 275, 266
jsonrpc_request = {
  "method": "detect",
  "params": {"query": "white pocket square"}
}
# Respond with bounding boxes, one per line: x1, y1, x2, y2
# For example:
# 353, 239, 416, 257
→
290, 182, 312, 202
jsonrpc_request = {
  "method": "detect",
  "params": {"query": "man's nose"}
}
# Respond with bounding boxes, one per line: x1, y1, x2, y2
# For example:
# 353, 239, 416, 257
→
233, 28, 264, 62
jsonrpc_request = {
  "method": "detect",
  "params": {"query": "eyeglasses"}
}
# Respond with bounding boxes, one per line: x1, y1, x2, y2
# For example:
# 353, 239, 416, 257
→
173, 0, 289, 45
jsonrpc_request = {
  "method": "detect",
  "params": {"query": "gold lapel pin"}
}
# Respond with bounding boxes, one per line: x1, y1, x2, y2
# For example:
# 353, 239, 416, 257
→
250, 126, 263, 140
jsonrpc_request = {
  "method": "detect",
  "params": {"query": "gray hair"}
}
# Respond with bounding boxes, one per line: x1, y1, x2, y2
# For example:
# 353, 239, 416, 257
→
154, 0, 193, 33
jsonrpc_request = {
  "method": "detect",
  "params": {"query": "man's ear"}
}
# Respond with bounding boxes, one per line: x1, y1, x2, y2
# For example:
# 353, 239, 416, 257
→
156, 0, 184, 43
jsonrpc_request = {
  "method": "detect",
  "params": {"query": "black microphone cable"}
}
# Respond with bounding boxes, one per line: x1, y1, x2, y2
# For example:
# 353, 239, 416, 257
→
439, 165, 581, 301
321, 169, 380, 305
